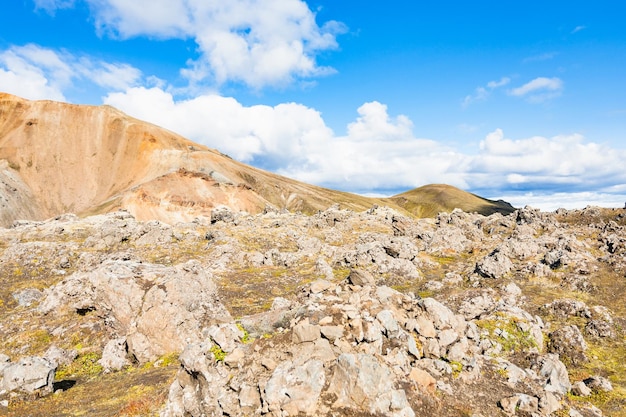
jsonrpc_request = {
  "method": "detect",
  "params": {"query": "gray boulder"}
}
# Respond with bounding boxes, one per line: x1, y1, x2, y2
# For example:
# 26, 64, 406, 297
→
475, 250, 513, 279
98, 338, 130, 371
328, 353, 415, 417
264, 359, 325, 415
0, 356, 56, 394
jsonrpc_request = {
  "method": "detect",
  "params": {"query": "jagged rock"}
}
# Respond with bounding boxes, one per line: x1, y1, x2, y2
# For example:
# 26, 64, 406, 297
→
533, 354, 572, 396
499, 393, 539, 414
541, 298, 591, 318
39, 260, 232, 363
539, 391, 562, 415
475, 249, 513, 279
0, 354, 10, 373
270, 296, 292, 311
98, 338, 130, 371
584, 376, 613, 393
572, 381, 592, 397
458, 291, 498, 319
292, 320, 321, 344
548, 325, 588, 365
309, 279, 332, 294
421, 298, 461, 331
0, 356, 56, 394
328, 353, 415, 417
224, 348, 245, 368
43, 345, 78, 368
585, 320, 615, 338
265, 359, 325, 415
3, 203, 625, 416
347, 268, 376, 286
408, 367, 436, 393
211, 205, 235, 224
207, 323, 244, 353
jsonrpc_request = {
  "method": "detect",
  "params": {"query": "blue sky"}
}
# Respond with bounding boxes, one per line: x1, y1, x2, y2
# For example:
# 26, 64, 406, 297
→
1, 1, 625, 210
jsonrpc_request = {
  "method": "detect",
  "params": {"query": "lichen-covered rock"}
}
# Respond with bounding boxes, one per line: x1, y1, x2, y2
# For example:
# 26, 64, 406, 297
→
548, 325, 588, 365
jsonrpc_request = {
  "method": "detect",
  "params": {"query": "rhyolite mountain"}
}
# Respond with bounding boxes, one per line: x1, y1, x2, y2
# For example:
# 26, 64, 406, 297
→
0, 92, 513, 227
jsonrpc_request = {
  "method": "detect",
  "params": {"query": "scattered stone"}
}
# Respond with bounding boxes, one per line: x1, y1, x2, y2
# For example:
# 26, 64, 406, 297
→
328, 353, 415, 417
309, 279, 332, 294
265, 359, 325, 415
408, 367, 436, 393
584, 375, 613, 393
347, 268, 376, 286
572, 381, 592, 397
12, 288, 44, 307
548, 325, 588, 365
98, 338, 130, 371
44, 345, 78, 368
291, 321, 321, 344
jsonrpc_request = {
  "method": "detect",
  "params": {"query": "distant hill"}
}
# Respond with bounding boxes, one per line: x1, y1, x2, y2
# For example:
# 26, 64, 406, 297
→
0, 93, 515, 226
390, 184, 516, 217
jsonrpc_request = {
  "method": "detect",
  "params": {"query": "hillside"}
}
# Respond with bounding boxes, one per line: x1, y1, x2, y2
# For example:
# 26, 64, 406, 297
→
391, 184, 515, 217
0, 93, 513, 227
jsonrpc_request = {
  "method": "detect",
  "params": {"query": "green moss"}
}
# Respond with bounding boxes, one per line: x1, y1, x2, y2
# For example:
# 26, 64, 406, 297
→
475, 314, 538, 354
209, 344, 226, 362
56, 351, 104, 379
449, 360, 463, 378
236, 323, 252, 344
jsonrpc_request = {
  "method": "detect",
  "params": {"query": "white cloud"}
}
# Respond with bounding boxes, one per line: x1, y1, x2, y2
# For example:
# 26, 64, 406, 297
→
487, 77, 511, 89
509, 77, 563, 102
104, 87, 333, 163
34, 0, 76, 14
0, 44, 143, 101
523, 52, 558, 63
494, 192, 625, 211
62, 0, 345, 89
469, 128, 626, 191
105, 88, 469, 192
104, 87, 626, 202
571, 25, 586, 34
462, 77, 510, 108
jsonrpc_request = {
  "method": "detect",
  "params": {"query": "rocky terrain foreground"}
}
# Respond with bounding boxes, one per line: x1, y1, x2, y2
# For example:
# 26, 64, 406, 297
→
0, 203, 625, 416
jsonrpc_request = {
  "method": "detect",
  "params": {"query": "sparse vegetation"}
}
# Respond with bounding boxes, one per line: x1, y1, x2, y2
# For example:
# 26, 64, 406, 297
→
56, 351, 104, 380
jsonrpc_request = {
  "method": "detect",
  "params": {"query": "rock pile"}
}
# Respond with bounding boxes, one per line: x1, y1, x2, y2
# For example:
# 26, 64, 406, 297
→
0, 204, 624, 416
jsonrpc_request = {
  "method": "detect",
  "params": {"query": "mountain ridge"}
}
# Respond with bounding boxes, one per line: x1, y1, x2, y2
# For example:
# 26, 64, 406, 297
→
0, 92, 514, 227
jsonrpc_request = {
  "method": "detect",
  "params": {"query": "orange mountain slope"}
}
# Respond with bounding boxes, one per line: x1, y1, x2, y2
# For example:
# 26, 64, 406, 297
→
0, 93, 514, 226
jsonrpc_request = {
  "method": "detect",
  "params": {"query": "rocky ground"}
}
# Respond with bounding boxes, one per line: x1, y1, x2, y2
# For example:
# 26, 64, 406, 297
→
0, 204, 625, 416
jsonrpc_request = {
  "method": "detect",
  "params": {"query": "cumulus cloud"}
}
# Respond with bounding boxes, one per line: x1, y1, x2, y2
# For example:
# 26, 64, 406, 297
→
0, 44, 143, 101
104, 87, 626, 201
45, 0, 346, 89
494, 192, 625, 211
468, 128, 626, 193
462, 77, 510, 108
509, 77, 563, 102
105, 88, 469, 192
